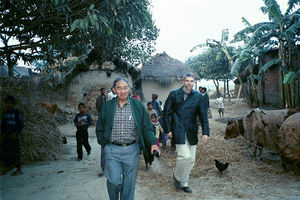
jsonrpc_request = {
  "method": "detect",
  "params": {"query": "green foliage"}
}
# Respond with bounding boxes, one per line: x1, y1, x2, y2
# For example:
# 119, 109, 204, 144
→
232, 0, 299, 83
0, 0, 158, 74
186, 48, 233, 80
283, 71, 296, 84
258, 59, 281, 74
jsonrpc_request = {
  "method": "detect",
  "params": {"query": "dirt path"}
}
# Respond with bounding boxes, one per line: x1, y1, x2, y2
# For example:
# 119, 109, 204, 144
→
1, 99, 300, 200
137, 99, 300, 200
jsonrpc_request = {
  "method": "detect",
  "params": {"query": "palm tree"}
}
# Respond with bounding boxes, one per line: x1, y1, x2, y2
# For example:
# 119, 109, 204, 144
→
233, 0, 300, 108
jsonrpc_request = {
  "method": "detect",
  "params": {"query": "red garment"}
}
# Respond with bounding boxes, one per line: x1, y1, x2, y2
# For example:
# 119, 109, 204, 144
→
132, 95, 141, 101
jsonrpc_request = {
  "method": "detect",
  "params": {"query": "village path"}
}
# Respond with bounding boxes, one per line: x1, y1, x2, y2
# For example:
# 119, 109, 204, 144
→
1, 99, 300, 200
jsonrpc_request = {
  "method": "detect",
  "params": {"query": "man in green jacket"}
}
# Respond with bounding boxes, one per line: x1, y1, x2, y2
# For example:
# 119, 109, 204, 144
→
96, 77, 160, 200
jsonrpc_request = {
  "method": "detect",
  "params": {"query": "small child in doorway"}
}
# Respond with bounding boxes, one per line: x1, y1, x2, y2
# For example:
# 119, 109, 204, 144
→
74, 103, 93, 161
150, 113, 163, 147
1, 95, 24, 176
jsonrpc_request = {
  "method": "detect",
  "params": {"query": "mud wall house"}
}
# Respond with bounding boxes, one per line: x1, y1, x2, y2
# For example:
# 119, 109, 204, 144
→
66, 61, 141, 116
141, 52, 198, 105
249, 47, 300, 108
257, 49, 280, 106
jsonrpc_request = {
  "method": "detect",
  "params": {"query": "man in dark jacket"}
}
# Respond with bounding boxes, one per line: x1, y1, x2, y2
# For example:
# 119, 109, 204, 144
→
151, 93, 162, 116
96, 87, 107, 113
96, 77, 160, 200
164, 73, 209, 193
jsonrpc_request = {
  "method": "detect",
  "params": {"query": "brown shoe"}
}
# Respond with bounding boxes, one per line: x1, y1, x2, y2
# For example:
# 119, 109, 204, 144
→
98, 168, 104, 177
98, 171, 104, 177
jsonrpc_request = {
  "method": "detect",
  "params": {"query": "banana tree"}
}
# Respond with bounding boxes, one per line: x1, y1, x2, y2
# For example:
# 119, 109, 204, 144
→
191, 29, 236, 101
233, 0, 300, 108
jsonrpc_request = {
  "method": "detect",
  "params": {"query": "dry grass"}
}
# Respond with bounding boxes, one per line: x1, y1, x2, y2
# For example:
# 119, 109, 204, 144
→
20, 106, 69, 164
0, 79, 69, 164
136, 100, 300, 198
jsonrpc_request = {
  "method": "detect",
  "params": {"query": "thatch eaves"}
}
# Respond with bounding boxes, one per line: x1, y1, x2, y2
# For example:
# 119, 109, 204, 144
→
141, 52, 198, 84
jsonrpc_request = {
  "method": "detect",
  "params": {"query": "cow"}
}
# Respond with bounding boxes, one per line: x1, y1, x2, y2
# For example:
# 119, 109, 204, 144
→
35, 102, 59, 114
224, 109, 290, 157
225, 109, 300, 169
278, 113, 300, 170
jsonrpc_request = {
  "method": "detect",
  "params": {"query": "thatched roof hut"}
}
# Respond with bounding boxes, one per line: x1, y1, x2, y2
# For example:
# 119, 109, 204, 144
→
141, 52, 198, 85
141, 52, 198, 105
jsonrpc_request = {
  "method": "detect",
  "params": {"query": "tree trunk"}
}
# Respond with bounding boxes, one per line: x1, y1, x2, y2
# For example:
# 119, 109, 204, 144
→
279, 70, 285, 108
288, 46, 295, 108
260, 72, 265, 106
279, 42, 286, 108
237, 84, 242, 99
7, 53, 14, 77
213, 79, 220, 96
227, 79, 231, 102
251, 79, 260, 107
223, 80, 226, 98
247, 79, 253, 107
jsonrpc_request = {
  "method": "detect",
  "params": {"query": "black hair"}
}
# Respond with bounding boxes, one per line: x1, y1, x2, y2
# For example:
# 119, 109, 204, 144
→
151, 113, 157, 118
112, 77, 131, 89
183, 73, 195, 80
152, 94, 158, 99
78, 102, 86, 108
4, 95, 16, 104
100, 87, 106, 92
147, 102, 153, 106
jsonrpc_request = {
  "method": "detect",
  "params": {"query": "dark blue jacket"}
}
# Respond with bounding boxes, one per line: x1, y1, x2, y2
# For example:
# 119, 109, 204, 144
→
74, 113, 93, 131
1, 109, 23, 135
163, 86, 209, 145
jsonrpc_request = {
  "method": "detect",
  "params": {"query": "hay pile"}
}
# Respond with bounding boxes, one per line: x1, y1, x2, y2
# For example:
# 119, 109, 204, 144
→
1, 79, 69, 164
21, 106, 69, 163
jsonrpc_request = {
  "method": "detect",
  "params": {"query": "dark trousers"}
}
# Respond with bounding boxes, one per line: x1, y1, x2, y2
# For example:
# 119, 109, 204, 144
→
76, 130, 91, 159
101, 146, 106, 170
1, 134, 21, 168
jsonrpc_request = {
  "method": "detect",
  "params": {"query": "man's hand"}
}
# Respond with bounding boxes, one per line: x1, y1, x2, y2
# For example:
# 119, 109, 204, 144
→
201, 135, 208, 144
167, 132, 172, 139
151, 145, 161, 156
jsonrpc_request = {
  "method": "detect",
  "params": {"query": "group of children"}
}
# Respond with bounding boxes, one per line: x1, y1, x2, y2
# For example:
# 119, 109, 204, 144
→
146, 101, 168, 149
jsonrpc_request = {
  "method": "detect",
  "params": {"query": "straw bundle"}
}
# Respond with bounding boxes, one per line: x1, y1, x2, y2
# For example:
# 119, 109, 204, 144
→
20, 107, 69, 164
0, 82, 69, 164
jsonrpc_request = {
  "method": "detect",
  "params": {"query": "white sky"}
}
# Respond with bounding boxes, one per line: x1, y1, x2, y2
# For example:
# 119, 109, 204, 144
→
150, 0, 290, 62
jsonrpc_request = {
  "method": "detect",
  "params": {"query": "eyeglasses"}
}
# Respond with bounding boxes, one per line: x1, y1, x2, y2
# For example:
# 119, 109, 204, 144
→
115, 87, 130, 92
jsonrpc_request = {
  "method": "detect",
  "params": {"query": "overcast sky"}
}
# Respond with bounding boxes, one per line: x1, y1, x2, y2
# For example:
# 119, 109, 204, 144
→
150, 0, 290, 62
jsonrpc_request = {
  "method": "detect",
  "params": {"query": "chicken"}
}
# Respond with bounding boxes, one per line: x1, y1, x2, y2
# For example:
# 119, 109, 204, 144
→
214, 160, 229, 176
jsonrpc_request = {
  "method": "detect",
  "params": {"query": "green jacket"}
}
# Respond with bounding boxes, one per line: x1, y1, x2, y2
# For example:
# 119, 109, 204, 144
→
95, 97, 156, 151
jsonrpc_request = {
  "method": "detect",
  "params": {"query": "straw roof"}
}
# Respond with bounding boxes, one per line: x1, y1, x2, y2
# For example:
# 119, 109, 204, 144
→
141, 52, 198, 84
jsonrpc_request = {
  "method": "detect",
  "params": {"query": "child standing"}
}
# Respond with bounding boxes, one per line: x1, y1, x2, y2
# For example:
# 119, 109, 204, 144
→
147, 102, 157, 119
74, 103, 93, 161
1, 95, 24, 176
150, 113, 163, 147
215, 94, 225, 117
158, 111, 168, 149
